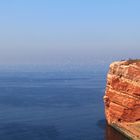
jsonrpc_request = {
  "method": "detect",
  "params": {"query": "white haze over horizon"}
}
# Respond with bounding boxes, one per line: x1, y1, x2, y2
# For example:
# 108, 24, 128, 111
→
0, 0, 140, 67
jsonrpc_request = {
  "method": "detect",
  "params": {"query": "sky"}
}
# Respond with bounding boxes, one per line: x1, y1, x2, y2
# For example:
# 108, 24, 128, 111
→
0, 0, 140, 66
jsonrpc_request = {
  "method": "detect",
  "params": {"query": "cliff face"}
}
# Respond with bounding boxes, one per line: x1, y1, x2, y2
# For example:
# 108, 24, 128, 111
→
104, 60, 140, 140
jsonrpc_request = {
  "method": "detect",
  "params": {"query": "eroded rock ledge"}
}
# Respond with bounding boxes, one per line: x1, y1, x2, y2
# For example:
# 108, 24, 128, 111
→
104, 60, 140, 140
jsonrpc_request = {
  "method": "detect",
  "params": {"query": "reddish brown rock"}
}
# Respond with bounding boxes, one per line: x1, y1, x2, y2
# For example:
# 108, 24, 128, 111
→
104, 60, 140, 140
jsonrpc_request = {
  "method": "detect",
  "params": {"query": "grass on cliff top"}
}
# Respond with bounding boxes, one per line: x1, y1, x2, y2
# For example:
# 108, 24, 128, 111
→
123, 59, 140, 65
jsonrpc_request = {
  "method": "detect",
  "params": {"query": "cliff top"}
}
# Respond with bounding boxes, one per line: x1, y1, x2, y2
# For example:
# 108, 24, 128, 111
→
124, 59, 140, 65
111, 59, 140, 67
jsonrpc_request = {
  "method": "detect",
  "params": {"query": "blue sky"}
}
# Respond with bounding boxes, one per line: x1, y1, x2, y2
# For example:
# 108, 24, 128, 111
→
0, 0, 140, 65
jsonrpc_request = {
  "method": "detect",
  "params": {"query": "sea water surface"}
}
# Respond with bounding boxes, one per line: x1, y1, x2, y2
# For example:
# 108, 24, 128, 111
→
0, 68, 128, 140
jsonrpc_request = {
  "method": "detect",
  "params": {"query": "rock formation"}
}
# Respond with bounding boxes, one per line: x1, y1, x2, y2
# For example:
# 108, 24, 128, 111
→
104, 60, 140, 140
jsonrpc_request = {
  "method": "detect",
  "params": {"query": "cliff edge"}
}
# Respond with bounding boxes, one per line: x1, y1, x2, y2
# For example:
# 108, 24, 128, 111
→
104, 60, 140, 140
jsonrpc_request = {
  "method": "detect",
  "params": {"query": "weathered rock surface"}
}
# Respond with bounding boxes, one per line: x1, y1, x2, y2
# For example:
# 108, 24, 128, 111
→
104, 60, 140, 140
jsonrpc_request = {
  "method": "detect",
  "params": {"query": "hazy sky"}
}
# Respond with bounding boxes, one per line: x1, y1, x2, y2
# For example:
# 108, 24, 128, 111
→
0, 0, 140, 65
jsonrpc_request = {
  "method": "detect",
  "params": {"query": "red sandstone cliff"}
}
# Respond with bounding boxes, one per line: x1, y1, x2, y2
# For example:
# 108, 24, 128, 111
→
104, 60, 140, 140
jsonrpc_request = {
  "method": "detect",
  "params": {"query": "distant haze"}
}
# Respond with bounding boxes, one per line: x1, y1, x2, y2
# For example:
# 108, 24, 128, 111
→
0, 0, 140, 66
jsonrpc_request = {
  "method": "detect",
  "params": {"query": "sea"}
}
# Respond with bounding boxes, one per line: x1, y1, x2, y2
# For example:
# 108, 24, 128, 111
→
0, 66, 129, 140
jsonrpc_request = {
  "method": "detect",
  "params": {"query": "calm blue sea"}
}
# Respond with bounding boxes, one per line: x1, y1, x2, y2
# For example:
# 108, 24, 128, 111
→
0, 68, 128, 140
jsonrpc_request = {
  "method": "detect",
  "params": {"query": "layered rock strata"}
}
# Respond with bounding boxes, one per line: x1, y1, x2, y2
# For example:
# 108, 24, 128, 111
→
104, 60, 140, 140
